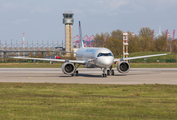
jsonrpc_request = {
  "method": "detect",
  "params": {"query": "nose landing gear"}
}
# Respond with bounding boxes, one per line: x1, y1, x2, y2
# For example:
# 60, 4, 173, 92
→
102, 66, 115, 77
102, 68, 107, 77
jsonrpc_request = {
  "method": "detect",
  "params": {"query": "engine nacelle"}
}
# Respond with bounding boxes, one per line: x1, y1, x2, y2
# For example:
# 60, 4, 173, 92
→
62, 62, 75, 75
117, 61, 130, 73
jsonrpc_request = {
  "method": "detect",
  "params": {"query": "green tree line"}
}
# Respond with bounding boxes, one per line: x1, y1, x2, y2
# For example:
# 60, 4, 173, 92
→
94, 27, 177, 56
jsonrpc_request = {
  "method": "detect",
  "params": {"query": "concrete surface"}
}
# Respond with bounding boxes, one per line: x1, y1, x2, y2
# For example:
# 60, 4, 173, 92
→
0, 68, 176, 84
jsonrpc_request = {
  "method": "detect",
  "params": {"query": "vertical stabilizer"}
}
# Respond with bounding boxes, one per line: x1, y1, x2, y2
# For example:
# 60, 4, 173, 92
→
79, 21, 84, 48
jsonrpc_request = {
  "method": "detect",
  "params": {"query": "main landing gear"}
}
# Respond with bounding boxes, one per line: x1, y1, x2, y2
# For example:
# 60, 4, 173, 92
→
71, 70, 79, 76
107, 66, 114, 76
107, 70, 114, 76
71, 64, 80, 76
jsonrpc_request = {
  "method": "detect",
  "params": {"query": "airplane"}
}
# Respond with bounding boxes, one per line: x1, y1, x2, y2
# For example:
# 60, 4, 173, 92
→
14, 21, 170, 77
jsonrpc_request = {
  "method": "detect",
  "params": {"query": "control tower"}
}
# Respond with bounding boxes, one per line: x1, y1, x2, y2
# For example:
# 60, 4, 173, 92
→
63, 12, 74, 52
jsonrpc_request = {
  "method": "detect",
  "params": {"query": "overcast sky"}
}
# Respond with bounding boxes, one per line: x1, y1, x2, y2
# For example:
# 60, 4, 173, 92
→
0, 0, 176, 45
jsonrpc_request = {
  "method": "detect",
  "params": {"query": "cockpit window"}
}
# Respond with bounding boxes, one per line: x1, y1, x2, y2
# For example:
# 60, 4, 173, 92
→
97, 53, 114, 57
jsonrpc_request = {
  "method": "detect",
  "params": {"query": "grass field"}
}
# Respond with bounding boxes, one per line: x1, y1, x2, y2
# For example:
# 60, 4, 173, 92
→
0, 83, 177, 120
0, 63, 177, 68
129, 63, 177, 68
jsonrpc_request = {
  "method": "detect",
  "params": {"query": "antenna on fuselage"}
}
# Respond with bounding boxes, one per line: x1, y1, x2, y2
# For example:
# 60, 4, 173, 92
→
79, 21, 84, 48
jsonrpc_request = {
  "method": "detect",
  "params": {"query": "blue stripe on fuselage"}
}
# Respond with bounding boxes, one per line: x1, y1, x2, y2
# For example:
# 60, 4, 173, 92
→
85, 49, 96, 53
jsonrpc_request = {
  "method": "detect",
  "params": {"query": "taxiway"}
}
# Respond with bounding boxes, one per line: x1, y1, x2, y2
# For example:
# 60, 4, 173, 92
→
0, 68, 176, 84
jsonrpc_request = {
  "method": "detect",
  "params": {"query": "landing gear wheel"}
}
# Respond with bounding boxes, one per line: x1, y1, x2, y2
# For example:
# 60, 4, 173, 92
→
111, 70, 114, 75
71, 74, 74, 76
102, 74, 107, 77
76, 70, 78, 76
102, 68, 107, 78
109, 66, 114, 76
107, 70, 110, 76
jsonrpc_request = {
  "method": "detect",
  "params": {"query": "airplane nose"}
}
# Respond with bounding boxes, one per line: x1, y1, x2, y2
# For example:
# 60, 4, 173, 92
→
96, 57, 114, 67
101, 58, 112, 65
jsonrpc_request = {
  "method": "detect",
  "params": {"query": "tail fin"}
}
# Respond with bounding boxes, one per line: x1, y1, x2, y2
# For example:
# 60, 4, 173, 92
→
79, 21, 84, 48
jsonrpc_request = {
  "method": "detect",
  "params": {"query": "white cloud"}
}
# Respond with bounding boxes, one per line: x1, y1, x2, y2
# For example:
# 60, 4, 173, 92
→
29, 6, 51, 14
72, 9, 85, 15
0, 1, 51, 14
0, 3, 20, 12
83, 0, 131, 15
109, 0, 129, 10
12, 19, 29, 25
154, 0, 177, 13
77, 0, 177, 16
135, 0, 177, 13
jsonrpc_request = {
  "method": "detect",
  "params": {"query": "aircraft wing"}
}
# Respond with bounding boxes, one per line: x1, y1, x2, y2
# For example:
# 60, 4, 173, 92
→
13, 57, 86, 64
114, 53, 169, 62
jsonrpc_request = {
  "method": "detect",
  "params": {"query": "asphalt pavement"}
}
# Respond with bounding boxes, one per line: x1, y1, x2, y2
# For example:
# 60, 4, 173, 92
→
0, 68, 176, 84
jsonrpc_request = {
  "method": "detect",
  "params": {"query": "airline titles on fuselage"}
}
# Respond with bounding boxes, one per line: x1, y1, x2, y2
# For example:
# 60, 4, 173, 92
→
85, 49, 96, 53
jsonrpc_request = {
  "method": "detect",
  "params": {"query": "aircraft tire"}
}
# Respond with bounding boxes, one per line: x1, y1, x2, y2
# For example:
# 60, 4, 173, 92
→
76, 71, 78, 76
107, 70, 110, 75
102, 74, 107, 77
111, 70, 114, 75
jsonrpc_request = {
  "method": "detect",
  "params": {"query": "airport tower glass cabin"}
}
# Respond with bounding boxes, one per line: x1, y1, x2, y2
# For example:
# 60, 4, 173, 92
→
63, 12, 74, 52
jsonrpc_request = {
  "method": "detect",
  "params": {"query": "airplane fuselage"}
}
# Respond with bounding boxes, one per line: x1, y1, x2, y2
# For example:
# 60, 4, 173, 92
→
76, 47, 114, 68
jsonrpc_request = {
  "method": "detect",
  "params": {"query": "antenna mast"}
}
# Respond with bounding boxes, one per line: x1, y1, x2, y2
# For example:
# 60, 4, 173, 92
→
22, 33, 25, 48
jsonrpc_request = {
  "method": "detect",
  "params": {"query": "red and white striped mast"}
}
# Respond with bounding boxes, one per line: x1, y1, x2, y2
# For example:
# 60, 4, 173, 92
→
168, 32, 171, 40
123, 32, 129, 59
173, 29, 175, 40
22, 33, 25, 48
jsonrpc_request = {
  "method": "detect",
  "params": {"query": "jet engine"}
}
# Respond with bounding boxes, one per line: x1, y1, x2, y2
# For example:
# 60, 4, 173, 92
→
117, 61, 130, 73
62, 62, 75, 75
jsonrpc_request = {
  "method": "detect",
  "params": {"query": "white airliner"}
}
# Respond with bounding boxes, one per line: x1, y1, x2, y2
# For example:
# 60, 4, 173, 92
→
14, 21, 170, 77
